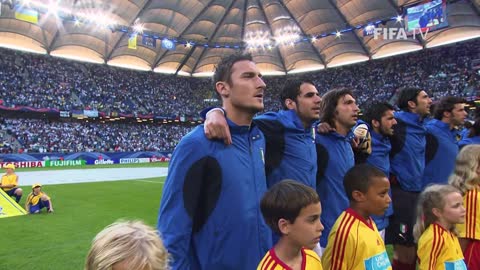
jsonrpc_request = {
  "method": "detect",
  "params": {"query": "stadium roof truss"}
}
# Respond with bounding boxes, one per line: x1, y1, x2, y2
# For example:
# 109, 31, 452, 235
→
0, 0, 479, 76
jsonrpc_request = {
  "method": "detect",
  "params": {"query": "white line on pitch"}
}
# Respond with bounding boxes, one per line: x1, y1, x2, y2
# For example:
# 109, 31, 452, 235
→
137, 180, 165, 184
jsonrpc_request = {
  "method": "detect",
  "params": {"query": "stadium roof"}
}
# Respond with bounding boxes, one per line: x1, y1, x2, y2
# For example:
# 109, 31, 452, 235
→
0, 0, 479, 76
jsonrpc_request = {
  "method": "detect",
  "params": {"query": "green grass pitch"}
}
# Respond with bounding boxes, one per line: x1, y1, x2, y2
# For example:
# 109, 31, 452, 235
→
0, 163, 167, 270
0, 162, 393, 269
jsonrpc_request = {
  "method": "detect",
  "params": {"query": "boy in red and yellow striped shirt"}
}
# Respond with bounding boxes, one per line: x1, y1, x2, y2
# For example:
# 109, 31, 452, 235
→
322, 164, 392, 270
257, 180, 323, 270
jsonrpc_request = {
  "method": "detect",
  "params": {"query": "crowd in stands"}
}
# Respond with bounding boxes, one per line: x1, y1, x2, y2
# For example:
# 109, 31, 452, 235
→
1, 39, 479, 117
0, 118, 14, 153
0, 39, 479, 153
2, 118, 192, 153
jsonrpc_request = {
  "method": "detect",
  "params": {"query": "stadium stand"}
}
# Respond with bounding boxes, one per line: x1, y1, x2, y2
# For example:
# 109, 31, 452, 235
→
0, 39, 479, 153
2, 118, 191, 153
1, 39, 479, 117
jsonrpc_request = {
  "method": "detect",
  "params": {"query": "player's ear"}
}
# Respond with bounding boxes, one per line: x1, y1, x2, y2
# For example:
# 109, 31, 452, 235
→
443, 111, 451, 120
371, 119, 380, 129
285, 99, 296, 110
432, 207, 442, 219
278, 218, 291, 235
407, 100, 417, 110
351, 190, 366, 202
215, 81, 229, 98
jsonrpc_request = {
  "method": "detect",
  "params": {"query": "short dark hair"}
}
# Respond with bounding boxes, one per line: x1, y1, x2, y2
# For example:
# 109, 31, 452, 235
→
212, 53, 253, 98
260, 179, 320, 235
363, 101, 395, 126
433, 96, 466, 120
343, 164, 386, 201
396, 87, 423, 112
320, 88, 354, 128
280, 79, 315, 110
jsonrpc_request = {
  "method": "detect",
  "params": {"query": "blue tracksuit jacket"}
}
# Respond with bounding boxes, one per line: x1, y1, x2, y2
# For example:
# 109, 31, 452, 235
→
254, 109, 317, 189
157, 119, 271, 270
458, 135, 480, 149
390, 111, 427, 192
422, 119, 459, 187
316, 131, 355, 247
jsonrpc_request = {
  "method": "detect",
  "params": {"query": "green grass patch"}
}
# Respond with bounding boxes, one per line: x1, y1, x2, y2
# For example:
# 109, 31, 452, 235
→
0, 177, 166, 270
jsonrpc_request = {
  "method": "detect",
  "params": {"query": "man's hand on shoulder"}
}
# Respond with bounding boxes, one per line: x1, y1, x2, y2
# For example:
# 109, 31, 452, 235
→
204, 108, 232, 145
317, 122, 336, 134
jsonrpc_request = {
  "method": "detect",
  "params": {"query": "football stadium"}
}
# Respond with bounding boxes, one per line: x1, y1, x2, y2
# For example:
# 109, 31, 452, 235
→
0, 0, 479, 269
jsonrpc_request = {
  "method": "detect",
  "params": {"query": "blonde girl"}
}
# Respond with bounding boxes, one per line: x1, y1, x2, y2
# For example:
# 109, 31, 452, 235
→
449, 144, 480, 269
413, 184, 467, 270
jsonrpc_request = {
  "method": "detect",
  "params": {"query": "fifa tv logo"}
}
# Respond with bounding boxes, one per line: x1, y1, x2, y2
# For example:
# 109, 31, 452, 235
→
370, 26, 429, 40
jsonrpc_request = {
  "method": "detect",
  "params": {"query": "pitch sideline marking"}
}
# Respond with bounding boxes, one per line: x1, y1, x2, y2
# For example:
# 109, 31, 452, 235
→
137, 179, 166, 184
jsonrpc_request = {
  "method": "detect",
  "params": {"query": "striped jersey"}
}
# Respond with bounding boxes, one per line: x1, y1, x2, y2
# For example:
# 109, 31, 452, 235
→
322, 208, 391, 270
456, 187, 479, 240
417, 223, 467, 270
257, 247, 323, 270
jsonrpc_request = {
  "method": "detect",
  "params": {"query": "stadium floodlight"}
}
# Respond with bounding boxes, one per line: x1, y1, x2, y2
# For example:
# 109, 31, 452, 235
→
396, 15, 403, 22
133, 23, 144, 34
244, 31, 271, 49
273, 26, 301, 46
132, 19, 145, 34
335, 31, 342, 38
185, 42, 192, 48
311, 36, 317, 43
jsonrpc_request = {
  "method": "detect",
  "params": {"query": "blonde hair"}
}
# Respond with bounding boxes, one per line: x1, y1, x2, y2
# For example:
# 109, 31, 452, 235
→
448, 145, 480, 195
413, 184, 461, 242
85, 220, 170, 270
